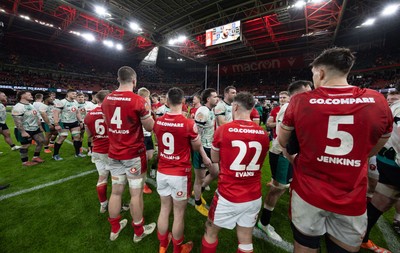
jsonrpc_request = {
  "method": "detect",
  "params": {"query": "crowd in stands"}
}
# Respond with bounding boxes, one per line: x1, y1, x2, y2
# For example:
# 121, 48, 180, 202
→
0, 41, 399, 101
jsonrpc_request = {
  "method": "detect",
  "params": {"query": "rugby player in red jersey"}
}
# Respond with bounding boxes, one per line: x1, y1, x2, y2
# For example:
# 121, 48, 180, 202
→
154, 87, 211, 253
189, 93, 201, 119
101, 66, 156, 242
201, 92, 269, 253
279, 47, 393, 253
84, 90, 111, 213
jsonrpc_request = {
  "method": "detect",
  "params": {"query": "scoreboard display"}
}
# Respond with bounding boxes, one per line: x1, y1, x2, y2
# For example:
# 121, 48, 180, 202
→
205, 20, 241, 47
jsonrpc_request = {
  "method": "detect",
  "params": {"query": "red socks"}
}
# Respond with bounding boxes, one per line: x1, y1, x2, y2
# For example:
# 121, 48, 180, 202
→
201, 236, 218, 253
132, 218, 144, 237
108, 216, 121, 233
96, 184, 107, 203
158, 231, 170, 248
172, 236, 184, 253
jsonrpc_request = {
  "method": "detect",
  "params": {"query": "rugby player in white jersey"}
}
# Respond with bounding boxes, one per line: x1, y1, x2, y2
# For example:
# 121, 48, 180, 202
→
214, 86, 236, 127
53, 89, 85, 160
12, 91, 45, 166
0, 91, 21, 152
193, 88, 219, 216
38, 93, 57, 154
257, 80, 312, 242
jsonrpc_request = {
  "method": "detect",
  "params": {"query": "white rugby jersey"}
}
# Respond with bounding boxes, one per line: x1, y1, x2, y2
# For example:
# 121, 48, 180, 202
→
194, 105, 215, 149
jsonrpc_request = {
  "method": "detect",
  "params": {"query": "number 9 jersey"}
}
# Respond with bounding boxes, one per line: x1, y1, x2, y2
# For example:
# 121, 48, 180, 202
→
212, 119, 269, 203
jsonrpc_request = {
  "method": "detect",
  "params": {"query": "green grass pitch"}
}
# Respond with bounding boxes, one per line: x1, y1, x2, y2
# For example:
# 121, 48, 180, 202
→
0, 111, 395, 252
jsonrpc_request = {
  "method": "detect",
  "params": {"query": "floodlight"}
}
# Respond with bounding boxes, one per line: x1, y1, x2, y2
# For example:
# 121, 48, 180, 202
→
129, 22, 142, 31
177, 35, 187, 43
95, 6, 107, 16
311, 0, 324, 3
294, 1, 306, 8
103, 40, 114, 48
361, 18, 376, 26
168, 39, 175, 45
116, 44, 123, 50
82, 33, 96, 42
381, 4, 399, 16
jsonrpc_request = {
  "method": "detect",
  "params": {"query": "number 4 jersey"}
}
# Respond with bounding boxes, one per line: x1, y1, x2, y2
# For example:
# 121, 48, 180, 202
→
84, 106, 109, 154
102, 90, 151, 160
282, 86, 393, 216
212, 120, 269, 203
154, 113, 199, 176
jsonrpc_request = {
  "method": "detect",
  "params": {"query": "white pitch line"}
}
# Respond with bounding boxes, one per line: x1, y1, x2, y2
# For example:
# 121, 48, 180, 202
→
0, 170, 96, 201
377, 217, 400, 253
146, 177, 293, 252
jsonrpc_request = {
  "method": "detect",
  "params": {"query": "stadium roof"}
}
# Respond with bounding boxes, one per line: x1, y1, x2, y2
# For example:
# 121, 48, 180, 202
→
1, 0, 399, 64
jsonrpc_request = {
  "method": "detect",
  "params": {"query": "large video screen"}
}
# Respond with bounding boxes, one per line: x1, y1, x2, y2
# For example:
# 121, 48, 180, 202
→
205, 20, 241, 47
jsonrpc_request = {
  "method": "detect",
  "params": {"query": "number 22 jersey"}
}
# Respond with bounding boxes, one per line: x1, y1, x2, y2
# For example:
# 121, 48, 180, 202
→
212, 120, 269, 203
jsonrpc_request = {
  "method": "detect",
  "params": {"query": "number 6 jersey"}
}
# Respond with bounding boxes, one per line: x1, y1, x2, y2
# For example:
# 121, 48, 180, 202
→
84, 106, 109, 154
281, 86, 393, 216
102, 90, 151, 160
212, 119, 269, 203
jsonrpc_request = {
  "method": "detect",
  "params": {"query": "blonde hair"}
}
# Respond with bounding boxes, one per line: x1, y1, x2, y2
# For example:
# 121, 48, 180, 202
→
138, 87, 150, 98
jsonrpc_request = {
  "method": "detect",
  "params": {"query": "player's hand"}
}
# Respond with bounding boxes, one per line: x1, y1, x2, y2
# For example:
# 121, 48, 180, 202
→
55, 125, 62, 131
203, 157, 212, 168
50, 124, 55, 130
21, 131, 30, 138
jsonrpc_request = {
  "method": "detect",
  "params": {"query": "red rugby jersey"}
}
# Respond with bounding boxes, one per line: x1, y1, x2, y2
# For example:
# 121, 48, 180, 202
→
84, 106, 109, 154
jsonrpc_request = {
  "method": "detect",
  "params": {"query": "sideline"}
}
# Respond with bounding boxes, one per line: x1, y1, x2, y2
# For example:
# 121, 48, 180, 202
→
0, 170, 96, 201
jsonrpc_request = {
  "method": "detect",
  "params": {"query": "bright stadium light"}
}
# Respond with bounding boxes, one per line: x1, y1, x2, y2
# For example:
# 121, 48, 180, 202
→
381, 4, 399, 16
103, 40, 114, 48
82, 33, 96, 42
177, 35, 187, 43
115, 43, 123, 51
129, 22, 142, 32
311, 0, 324, 3
361, 18, 376, 26
294, 0, 306, 8
94, 6, 107, 16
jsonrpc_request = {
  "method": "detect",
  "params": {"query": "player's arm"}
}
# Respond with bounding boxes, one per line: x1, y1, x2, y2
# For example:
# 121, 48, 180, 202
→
369, 137, 390, 157
194, 110, 207, 136
141, 115, 154, 132
85, 125, 93, 139
278, 126, 296, 163
266, 116, 276, 128
40, 110, 51, 126
191, 137, 211, 168
12, 115, 29, 137
53, 107, 62, 131
76, 107, 83, 125
253, 118, 260, 125
216, 115, 228, 126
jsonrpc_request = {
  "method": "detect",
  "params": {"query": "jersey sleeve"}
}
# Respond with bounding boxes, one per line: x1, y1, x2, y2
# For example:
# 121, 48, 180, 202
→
250, 108, 260, 120
214, 102, 226, 116
281, 100, 296, 131
187, 119, 199, 142
194, 107, 208, 128
212, 126, 222, 152
38, 103, 47, 113
138, 97, 151, 120
54, 99, 65, 111
11, 104, 24, 116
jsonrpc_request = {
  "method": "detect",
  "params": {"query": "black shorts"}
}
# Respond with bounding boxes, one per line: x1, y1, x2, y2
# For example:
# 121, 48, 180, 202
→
144, 136, 154, 151
0, 123, 8, 130
61, 121, 80, 129
14, 128, 42, 145
377, 154, 400, 188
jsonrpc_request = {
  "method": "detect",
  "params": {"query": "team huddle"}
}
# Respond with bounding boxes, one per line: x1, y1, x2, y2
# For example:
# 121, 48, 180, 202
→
4, 47, 400, 253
